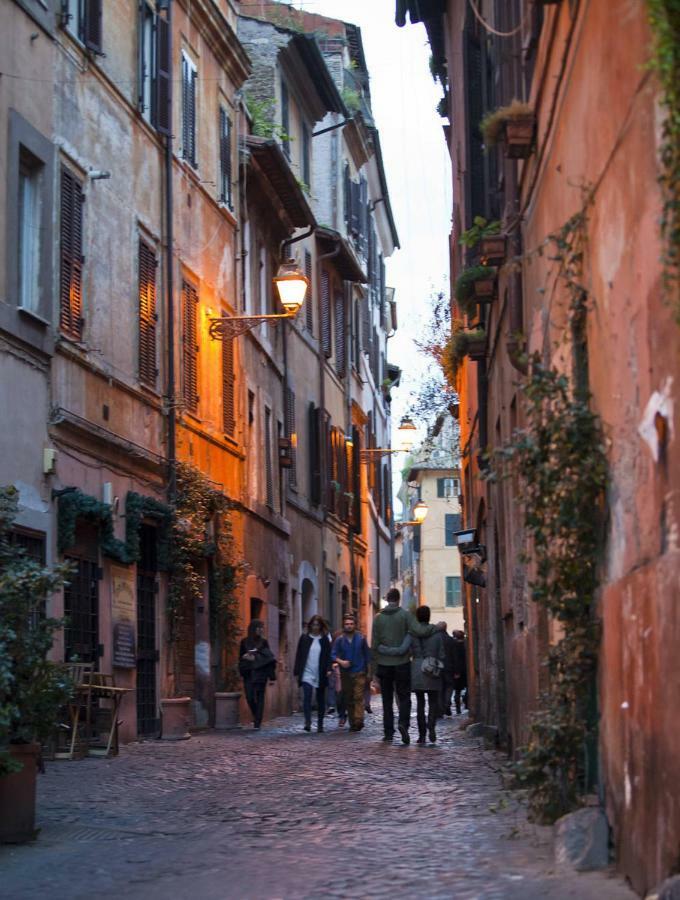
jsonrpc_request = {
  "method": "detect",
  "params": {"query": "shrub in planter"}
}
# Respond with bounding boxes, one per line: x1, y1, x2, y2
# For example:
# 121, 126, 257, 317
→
481, 100, 535, 159
454, 265, 497, 316
0, 487, 73, 842
459, 218, 506, 266
444, 322, 487, 381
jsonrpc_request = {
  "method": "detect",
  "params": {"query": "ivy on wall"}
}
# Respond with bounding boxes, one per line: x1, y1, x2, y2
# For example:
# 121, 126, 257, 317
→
647, 0, 680, 316
489, 209, 609, 823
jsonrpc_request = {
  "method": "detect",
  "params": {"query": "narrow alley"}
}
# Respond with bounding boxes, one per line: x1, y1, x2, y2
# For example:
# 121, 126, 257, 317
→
2, 706, 633, 900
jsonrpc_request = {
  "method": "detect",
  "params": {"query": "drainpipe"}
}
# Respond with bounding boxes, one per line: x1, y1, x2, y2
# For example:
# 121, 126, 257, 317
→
165, 0, 176, 504
506, 164, 527, 375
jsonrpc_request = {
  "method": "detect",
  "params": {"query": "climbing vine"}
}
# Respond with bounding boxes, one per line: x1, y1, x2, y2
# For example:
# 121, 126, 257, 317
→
168, 463, 244, 691
647, 0, 680, 316
490, 210, 608, 823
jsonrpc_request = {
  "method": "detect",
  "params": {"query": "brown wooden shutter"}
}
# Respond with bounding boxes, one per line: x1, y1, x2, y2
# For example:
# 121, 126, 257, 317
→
285, 386, 297, 488
138, 239, 158, 386
264, 407, 274, 508
59, 168, 84, 340
83, 0, 102, 53
327, 425, 337, 514
155, 14, 171, 135
181, 281, 199, 411
309, 403, 321, 506
222, 336, 235, 436
219, 107, 233, 209
321, 269, 331, 357
334, 291, 345, 378
304, 251, 313, 333
352, 426, 361, 533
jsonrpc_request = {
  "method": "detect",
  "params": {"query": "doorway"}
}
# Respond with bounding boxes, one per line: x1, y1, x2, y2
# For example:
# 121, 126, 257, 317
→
136, 524, 159, 737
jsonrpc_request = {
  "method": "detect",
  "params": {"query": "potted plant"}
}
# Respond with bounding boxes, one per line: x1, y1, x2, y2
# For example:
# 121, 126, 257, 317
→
214, 665, 242, 731
465, 329, 487, 360
0, 487, 73, 843
481, 99, 536, 159
459, 217, 506, 265
455, 265, 497, 316
444, 320, 486, 381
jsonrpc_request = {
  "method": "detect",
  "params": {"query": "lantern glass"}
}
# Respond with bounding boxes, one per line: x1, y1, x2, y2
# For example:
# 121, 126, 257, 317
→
412, 500, 428, 524
397, 416, 417, 452
273, 258, 308, 315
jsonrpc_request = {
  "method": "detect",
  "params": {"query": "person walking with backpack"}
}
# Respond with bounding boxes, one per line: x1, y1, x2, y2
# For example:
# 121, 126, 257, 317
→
293, 614, 332, 733
371, 588, 442, 745
331, 613, 370, 732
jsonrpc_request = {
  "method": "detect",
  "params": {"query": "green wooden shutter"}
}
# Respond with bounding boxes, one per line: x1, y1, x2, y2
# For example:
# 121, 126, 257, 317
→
321, 269, 332, 357
155, 14, 171, 135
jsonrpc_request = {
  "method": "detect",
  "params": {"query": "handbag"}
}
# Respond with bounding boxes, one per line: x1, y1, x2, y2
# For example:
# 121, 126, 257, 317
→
420, 638, 444, 677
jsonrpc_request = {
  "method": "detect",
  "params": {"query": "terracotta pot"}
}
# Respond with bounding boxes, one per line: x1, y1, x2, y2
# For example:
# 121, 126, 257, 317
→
478, 235, 506, 266
214, 692, 242, 730
160, 697, 192, 741
0, 742, 40, 843
473, 276, 496, 300
503, 116, 535, 159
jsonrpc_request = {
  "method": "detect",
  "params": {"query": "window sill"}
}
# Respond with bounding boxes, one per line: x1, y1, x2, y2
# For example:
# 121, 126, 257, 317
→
18, 306, 50, 327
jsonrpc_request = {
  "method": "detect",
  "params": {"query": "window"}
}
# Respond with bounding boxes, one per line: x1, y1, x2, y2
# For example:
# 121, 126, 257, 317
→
437, 477, 460, 498
334, 292, 345, 377
138, 239, 158, 387
138, 3, 155, 122
281, 79, 290, 159
181, 51, 197, 168
302, 122, 311, 188
222, 337, 235, 437
219, 106, 233, 210
308, 403, 322, 506
445, 575, 462, 608
264, 406, 274, 508
62, 0, 103, 54
59, 167, 85, 340
18, 150, 43, 314
285, 387, 297, 489
181, 280, 199, 412
445, 513, 461, 546
304, 250, 313, 333
321, 270, 331, 357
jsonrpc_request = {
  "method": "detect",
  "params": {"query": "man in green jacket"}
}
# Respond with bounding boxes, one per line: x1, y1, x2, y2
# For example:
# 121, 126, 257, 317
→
371, 588, 441, 744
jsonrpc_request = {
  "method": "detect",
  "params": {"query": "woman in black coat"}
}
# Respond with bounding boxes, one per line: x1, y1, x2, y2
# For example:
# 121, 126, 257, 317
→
238, 619, 276, 729
293, 615, 331, 733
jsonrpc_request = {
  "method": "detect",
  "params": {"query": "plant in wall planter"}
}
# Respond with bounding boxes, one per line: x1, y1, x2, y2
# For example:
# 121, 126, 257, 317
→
481, 100, 536, 159
445, 321, 487, 379
454, 265, 497, 316
463, 329, 487, 360
0, 487, 74, 843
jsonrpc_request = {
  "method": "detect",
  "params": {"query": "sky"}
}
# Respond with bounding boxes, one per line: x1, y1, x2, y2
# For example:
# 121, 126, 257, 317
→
288, 0, 453, 437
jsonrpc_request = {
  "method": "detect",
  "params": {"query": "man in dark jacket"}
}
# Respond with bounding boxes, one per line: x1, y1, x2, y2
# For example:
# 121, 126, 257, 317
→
371, 588, 442, 745
331, 614, 370, 732
439, 623, 457, 717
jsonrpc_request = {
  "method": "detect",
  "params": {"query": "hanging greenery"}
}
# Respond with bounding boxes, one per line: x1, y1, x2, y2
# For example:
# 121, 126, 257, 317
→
647, 0, 680, 317
167, 464, 244, 691
57, 489, 170, 567
489, 209, 608, 823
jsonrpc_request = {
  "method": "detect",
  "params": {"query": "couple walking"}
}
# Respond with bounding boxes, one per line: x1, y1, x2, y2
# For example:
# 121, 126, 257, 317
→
372, 588, 446, 745
293, 613, 369, 734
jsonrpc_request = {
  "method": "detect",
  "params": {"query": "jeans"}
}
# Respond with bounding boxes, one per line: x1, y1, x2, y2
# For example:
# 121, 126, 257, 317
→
302, 682, 326, 727
415, 690, 439, 737
376, 663, 411, 737
441, 683, 454, 715
244, 680, 266, 727
340, 671, 366, 729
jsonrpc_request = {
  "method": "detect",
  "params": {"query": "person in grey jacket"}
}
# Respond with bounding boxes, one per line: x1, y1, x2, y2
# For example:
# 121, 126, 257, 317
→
379, 604, 445, 744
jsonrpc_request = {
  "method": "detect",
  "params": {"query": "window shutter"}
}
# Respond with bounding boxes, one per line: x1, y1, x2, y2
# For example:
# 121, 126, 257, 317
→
189, 67, 197, 167
281, 80, 290, 159
321, 269, 331, 357
155, 14, 171, 135
464, 27, 486, 222
138, 239, 158, 386
309, 403, 321, 506
304, 251, 313, 332
59, 168, 84, 340
359, 178, 368, 253
343, 163, 351, 229
437, 477, 445, 498
264, 407, 274, 508
219, 107, 233, 209
285, 387, 297, 488
181, 281, 199, 411
182, 56, 197, 167
327, 425, 337, 514
445, 513, 461, 546
334, 292, 345, 378
350, 180, 360, 235
351, 426, 361, 532
222, 336, 235, 436
361, 297, 370, 353
83, 0, 103, 53
379, 254, 387, 328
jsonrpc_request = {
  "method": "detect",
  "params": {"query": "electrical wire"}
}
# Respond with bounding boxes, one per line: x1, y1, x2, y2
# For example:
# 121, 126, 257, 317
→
467, 0, 527, 38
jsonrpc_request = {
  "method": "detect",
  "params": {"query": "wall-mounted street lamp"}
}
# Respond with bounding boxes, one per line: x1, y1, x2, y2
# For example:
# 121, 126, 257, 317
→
453, 527, 486, 560
400, 499, 429, 527
359, 416, 418, 462
208, 258, 308, 341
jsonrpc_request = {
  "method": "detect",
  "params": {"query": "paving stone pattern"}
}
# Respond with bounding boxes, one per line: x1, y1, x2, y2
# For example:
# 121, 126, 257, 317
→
1, 703, 634, 900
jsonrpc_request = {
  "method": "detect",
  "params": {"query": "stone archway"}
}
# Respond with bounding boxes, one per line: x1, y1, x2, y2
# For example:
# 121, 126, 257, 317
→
301, 578, 316, 628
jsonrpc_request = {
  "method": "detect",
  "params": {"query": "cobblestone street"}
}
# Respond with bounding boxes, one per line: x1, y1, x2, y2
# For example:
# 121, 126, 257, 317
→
1, 704, 634, 900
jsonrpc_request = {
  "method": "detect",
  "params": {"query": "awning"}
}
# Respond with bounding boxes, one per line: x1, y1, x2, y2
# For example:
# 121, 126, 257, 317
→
245, 136, 316, 229
315, 226, 367, 284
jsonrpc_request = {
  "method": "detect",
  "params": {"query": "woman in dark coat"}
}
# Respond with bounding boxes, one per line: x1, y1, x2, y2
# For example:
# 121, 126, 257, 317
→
293, 614, 332, 732
238, 619, 276, 730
